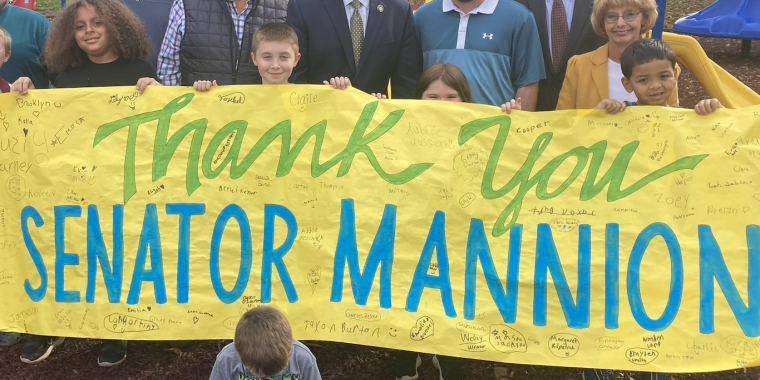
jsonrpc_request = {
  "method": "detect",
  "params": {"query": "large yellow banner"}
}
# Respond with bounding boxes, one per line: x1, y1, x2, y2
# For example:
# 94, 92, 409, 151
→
1, 86, 760, 372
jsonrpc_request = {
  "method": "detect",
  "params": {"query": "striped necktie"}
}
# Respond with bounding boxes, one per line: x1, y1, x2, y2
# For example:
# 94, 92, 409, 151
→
551, 0, 569, 71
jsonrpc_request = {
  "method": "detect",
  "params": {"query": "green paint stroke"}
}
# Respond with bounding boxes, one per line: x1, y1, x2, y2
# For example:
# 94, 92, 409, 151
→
94, 95, 434, 204
459, 116, 709, 237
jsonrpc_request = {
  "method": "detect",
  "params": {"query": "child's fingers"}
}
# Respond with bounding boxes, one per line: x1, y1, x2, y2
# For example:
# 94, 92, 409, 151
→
710, 98, 722, 111
695, 101, 707, 115
136, 78, 152, 94
322, 80, 330, 86
707, 100, 717, 113
212, 80, 218, 87
13, 78, 33, 95
595, 100, 610, 110
606, 101, 622, 115
501, 100, 517, 114
193, 81, 212, 92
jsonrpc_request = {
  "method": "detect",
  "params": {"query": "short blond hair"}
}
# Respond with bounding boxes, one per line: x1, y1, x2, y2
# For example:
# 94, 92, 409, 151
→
0, 26, 11, 53
252, 23, 299, 55
591, 0, 658, 38
234, 306, 292, 377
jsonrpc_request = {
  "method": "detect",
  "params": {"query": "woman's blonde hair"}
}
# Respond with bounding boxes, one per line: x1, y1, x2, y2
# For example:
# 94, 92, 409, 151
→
590, 0, 658, 38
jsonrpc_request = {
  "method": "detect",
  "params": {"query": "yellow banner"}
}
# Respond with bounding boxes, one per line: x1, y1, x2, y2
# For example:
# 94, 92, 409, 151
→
1, 86, 760, 372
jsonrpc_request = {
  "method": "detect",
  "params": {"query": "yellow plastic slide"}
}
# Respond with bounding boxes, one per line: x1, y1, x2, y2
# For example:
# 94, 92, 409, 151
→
663, 32, 760, 108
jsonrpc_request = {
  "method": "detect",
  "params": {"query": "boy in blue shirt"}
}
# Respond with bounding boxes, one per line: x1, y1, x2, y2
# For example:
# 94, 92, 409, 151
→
595, 38, 723, 115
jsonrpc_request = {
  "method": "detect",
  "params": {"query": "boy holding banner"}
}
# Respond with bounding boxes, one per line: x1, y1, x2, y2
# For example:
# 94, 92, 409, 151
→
193, 23, 301, 90
594, 38, 723, 115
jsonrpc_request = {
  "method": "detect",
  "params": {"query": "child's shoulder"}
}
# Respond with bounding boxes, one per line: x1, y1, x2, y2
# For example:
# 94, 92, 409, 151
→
218, 342, 240, 359
292, 339, 316, 359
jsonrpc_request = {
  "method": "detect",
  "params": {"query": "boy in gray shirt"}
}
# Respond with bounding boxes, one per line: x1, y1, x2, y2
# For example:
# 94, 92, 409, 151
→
209, 306, 321, 380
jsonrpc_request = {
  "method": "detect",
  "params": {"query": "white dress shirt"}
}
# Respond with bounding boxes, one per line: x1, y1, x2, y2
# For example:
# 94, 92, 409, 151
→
608, 59, 638, 103
344, 0, 369, 34
545, 0, 574, 61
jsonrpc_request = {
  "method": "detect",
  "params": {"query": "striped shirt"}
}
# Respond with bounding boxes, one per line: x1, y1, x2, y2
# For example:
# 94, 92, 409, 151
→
157, 0, 253, 86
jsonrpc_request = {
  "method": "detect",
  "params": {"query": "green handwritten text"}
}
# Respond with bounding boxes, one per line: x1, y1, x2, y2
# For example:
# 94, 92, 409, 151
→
459, 116, 709, 237
94, 94, 434, 203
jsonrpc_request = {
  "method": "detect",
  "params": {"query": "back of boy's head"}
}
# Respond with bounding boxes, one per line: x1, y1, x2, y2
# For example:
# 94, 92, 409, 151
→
252, 23, 299, 55
620, 39, 676, 79
235, 306, 293, 377
0, 26, 11, 54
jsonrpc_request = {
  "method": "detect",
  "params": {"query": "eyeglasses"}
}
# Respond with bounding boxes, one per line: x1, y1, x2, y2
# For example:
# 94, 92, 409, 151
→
605, 11, 641, 24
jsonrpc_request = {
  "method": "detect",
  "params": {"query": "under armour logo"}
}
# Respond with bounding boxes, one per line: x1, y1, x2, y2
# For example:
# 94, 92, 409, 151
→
483, 33, 493, 39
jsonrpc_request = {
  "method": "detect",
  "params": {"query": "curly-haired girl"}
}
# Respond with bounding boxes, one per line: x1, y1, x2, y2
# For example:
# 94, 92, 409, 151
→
12, 0, 159, 93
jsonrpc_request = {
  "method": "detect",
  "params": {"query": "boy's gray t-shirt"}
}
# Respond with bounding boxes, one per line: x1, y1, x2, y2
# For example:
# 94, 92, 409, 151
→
209, 340, 321, 380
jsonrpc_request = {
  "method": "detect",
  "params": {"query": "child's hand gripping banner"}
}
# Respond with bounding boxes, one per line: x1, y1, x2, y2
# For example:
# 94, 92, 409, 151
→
1, 86, 760, 373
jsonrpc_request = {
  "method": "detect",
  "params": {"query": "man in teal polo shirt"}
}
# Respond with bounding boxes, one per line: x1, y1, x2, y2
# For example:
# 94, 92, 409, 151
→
0, 0, 57, 89
414, 0, 545, 109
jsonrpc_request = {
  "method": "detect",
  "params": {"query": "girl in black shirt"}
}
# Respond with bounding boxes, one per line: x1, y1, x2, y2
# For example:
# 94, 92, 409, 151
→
12, 0, 159, 92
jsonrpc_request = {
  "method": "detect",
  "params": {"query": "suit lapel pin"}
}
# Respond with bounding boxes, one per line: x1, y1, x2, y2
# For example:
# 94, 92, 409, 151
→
377, 4, 384, 12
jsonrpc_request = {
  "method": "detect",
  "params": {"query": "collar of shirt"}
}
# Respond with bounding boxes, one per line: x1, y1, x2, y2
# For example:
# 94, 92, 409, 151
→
442, 0, 498, 15
226, 0, 253, 14
343, 0, 369, 11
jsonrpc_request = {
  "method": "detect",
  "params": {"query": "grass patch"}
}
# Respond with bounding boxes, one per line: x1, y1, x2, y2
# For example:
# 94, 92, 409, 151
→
34, 0, 60, 11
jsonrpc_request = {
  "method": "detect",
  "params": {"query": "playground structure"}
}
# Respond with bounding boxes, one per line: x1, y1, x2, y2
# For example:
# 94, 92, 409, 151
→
662, 32, 760, 109
672, 0, 759, 57
649, 0, 760, 108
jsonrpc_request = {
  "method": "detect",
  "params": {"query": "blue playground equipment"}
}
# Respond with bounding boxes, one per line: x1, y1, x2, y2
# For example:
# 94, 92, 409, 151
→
671, 0, 760, 57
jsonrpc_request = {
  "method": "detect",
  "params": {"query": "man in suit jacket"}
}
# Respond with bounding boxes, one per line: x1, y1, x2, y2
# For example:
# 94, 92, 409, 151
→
286, 0, 421, 98
516, 0, 606, 111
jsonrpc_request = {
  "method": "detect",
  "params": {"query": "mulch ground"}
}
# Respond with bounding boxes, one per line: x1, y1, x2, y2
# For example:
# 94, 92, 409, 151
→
1, 35, 759, 380
1, 338, 760, 380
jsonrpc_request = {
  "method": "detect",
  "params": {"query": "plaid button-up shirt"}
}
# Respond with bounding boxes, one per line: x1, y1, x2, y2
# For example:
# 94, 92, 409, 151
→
157, 0, 253, 86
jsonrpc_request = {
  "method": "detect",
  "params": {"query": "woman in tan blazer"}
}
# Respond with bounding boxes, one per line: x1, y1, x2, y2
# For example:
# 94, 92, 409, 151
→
556, 0, 679, 110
